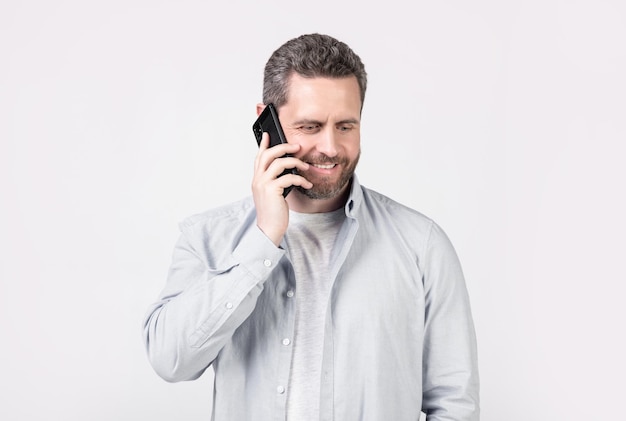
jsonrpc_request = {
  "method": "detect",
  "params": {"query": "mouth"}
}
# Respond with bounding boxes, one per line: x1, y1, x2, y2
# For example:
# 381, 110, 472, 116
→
310, 163, 337, 170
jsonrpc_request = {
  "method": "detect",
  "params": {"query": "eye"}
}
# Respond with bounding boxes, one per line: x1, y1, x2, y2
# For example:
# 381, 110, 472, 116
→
299, 124, 320, 133
338, 124, 354, 132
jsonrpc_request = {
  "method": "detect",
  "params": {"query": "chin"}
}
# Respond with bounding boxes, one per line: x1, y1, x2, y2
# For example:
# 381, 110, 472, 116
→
295, 177, 351, 200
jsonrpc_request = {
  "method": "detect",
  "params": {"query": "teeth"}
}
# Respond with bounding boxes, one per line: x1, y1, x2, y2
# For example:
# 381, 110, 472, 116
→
313, 164, 335, 169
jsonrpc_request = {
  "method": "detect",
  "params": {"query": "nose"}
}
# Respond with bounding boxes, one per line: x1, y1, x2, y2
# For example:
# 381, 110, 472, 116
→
316, 127, 339, 157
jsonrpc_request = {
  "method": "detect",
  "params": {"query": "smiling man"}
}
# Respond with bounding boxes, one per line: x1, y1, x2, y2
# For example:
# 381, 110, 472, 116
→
143, 33, 479, 421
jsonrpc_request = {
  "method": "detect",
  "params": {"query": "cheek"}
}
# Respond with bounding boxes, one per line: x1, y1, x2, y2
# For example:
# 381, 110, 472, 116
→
344, 136, 361, 156
294, 141, 317, 157
283, 133, 311, 153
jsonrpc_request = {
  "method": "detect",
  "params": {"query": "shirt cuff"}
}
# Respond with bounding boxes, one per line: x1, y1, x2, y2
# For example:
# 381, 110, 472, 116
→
232, 225, 286, 282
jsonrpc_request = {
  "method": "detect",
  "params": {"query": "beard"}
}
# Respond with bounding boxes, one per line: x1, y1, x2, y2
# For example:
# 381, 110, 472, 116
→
294, 149, 360, 200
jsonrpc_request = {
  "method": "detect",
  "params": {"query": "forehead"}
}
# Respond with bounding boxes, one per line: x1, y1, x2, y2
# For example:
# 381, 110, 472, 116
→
282, 73, 362, 117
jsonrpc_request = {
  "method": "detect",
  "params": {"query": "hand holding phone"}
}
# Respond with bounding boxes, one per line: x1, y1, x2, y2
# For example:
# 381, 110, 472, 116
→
251, 104, 312, 246
252, 103, 297, 197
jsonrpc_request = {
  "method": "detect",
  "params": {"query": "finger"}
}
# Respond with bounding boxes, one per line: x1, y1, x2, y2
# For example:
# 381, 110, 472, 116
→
258, 132, 270, 151
256, 142, 302, 172
254, 133, 270, 172
265, 142, 301, 158
265, 157, 309, 179
257, 132, 299, 155
276, 173, 313, 190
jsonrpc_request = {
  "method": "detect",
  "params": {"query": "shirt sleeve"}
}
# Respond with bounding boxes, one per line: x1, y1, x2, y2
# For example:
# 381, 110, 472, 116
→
142, 222, 285, 383
421, 222, 480, 420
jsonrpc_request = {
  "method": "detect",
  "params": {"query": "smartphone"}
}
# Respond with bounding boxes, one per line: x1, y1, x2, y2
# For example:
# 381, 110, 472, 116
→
252, 103, 296, 197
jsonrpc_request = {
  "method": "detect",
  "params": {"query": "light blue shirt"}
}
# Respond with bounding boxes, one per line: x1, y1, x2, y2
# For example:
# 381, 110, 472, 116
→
143, 176, 479, 420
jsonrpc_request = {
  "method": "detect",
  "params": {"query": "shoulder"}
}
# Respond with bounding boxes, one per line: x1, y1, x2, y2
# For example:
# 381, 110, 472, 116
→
358, 185, 435, 228
358, 185, 462, 272
170, 197, 259, 264
178, 196, 256, 236
357, 184, 457, 252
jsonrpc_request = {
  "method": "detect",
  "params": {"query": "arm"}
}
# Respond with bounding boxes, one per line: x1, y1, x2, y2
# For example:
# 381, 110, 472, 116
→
142, 223, 284, 382
143, 129, 311, 383
421, 222, 480, 420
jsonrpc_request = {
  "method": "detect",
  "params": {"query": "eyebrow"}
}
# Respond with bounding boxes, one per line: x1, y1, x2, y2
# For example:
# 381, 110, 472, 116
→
292, 118, 360, 126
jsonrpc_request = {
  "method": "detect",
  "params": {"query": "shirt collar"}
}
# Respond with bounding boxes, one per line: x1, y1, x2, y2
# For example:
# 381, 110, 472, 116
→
344, 174, 363, 219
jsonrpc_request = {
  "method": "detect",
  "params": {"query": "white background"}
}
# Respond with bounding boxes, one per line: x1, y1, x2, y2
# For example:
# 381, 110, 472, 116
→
1, 0, 625, 419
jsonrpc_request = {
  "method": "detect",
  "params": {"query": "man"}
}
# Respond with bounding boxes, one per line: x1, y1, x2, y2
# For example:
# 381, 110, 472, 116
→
143, 33, 479, 420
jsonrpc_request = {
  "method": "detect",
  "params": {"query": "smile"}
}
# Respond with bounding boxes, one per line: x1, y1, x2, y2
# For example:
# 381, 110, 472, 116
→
311, 163, 336, 169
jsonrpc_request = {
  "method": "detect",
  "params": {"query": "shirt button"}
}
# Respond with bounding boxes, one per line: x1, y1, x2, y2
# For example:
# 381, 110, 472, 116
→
225, 302, 233, 309
282, 338, 291, 346
263, 259, 272, 267
277, 385, 285, 394
286, 290, 294, 298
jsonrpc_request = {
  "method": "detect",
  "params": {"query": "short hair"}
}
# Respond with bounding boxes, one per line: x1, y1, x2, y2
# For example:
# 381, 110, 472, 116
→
262, 33, 367, 109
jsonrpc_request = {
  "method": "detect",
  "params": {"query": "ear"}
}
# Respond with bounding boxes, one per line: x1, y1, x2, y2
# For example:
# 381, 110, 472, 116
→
256, 103, 266, 117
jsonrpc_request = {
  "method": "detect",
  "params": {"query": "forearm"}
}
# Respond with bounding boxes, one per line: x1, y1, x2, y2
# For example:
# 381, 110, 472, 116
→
143, 268, 262, 381
142, 225, 284, 382
422, 309, 479, 421
422, 222, 480, 420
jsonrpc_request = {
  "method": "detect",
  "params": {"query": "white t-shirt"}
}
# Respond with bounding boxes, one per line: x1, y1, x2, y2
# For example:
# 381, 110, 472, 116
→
284, 208, 346, 420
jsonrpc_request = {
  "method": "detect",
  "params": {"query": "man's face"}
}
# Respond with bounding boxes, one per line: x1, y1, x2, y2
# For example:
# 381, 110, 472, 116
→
278, 73, 362, 200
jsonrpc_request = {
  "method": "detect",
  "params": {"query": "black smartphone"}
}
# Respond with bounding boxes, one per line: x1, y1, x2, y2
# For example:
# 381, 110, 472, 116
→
252, 103, 296, 197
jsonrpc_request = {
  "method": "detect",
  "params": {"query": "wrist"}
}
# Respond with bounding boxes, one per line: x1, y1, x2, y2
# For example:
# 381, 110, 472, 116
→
256, 223, 283, 247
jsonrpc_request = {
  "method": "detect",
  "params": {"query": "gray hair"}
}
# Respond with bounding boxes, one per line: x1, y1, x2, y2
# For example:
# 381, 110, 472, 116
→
262, 33, 367, 109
